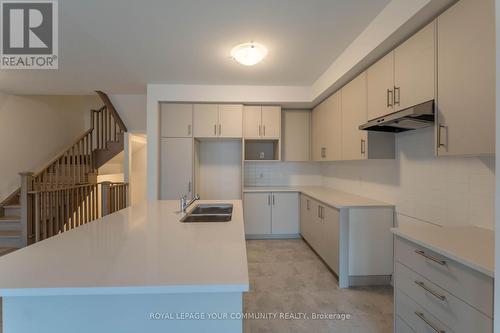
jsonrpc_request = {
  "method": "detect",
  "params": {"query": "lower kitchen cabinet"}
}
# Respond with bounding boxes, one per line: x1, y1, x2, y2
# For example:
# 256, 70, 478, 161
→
300, 195, 339, 274
243, 192, 299, 238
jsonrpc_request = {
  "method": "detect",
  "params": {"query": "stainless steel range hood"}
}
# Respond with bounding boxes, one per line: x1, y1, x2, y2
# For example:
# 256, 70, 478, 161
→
359, 100, 434, 133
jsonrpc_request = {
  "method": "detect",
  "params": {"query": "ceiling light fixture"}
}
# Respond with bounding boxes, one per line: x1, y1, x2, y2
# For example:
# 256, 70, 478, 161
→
230, 42, 267, 66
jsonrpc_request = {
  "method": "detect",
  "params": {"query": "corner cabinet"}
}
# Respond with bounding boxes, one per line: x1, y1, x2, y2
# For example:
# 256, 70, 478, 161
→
436, 0, 495, 156
311, 91, 341, 161
243, 192, 299, 238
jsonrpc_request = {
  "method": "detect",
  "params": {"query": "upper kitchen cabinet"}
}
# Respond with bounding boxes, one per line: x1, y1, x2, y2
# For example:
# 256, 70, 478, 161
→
367, 52, 394, 120
366, 20, 436, 120
193, 104, 243, 138
218, 104, 243, 138
283, 110, 310, 161
394, 20, 435, 112
193, 104, 218, 138
243, 105, 281, 139
341, 72, 368, 160
341, 72, 395, 160
160, 103, 193, 138
312, 91, 341, 161
436, 0, 495, 156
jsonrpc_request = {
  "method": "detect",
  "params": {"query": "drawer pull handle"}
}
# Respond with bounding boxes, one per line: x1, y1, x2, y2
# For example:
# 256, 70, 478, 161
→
415, 281, 447, 301
415, 311, 445, 333
415, 250, 446, 266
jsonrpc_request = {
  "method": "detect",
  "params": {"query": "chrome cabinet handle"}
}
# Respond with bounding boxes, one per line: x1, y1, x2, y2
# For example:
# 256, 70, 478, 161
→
387, 89, 393, 107
259, 125, 262, 137
219, 124, 222, 136
188, 181, 192, 193
263, 125, 266, 137
267, 194, 271, 205
214, 124, 217, 135
437, 124, 447, 148
306, 199, 310, 210
415, 250, 446, 266
414, 312, 445, 333
394, 86, 400, 106
317, 206, 321, 218
360, 139, 366, 155
272, 194, 275, 205
415, 281, 446, 301
187, 124, 192, 136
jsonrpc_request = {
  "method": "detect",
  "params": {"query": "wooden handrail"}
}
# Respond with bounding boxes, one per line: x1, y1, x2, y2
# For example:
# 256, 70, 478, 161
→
32, 128, 94, 178
95, 91, 128, 132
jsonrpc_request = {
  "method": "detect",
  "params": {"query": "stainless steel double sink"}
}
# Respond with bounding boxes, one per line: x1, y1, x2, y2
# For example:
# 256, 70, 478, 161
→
180, 204, 233, 223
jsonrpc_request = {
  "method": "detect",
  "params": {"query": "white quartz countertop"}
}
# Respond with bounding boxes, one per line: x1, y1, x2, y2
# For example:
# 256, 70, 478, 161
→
391, 224, 494, 277
0, 200, 249, 297
243, 186, 394, 209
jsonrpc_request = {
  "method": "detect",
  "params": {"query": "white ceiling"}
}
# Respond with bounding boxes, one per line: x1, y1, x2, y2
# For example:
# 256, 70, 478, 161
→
0, 0, 390, 95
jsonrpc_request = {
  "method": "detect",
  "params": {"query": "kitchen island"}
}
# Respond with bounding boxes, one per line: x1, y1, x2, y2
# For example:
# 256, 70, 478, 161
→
0, 200, 249, 333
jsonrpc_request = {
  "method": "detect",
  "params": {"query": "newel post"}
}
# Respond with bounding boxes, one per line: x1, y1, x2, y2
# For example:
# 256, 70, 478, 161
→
19, 172, 33, 247
101, 181, 111, 216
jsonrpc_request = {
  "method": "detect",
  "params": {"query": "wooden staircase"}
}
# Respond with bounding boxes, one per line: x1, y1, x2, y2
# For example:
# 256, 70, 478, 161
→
0, 91, 129, 253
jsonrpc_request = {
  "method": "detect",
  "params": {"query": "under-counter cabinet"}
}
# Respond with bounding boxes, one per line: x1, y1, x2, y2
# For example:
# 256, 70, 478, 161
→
244, 106, 281, 139
300, 193, 394, 288
367, 20, 435, 121
193, 104, 243, 138
160, 138, 193, 200
243, 192, 299, 238
393, 233, 493, 333
436, 0, 495, 156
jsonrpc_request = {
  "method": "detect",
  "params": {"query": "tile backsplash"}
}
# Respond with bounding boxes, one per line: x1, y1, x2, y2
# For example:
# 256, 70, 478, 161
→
244, 162, 322, 187
321, 127, 495, 229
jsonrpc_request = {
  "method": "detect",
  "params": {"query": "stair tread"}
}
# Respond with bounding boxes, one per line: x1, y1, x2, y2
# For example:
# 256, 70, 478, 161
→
0, 216, 20, 222
0, 247, 18, 256
0, 230, 21, 237
3, 204, 20, 209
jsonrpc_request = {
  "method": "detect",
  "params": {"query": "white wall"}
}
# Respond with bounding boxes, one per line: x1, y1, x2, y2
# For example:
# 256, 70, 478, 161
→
109, 95, 146, 133
130, 137, 147, 205
0, 93, 93, 203
321, 127, 495, 230
244, 162, 322, 187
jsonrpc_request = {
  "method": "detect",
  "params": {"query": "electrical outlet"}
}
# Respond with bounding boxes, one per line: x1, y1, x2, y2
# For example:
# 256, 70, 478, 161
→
259, 152, 265, 159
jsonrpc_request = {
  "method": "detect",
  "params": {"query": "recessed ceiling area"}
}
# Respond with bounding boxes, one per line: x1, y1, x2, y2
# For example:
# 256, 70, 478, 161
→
0, 0, 390, 95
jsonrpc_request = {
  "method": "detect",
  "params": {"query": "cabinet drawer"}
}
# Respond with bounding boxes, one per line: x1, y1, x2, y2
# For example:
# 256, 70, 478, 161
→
395, 316, 415, 333
396, 289, 453, 333
395, 263, 492, 333
395, 237, 493, 316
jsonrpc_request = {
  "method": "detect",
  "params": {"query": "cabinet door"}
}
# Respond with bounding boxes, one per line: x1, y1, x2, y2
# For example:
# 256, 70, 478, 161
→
284, 110, 310, 161
193, 104, 218, 138
160, 138, 193, 200
311, 105, 323, 161
394, 21, 435, 111
437, 0, 495, 156
323, 91, 342, 161
307, 199, 323, 253
261, 106, 281, 139
321, 206, 340, 274
160, 103, 193, 138
300, 195, 312, 240
243, 106, 262, 138
219, 104, 243, 138
271, 192, 299, 234
367, 52, 394, 120
341, 72, 368, 160
243, 192, 272, 235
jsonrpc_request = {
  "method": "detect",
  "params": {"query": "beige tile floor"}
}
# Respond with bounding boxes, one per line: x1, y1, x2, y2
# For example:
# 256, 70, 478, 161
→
0, 240, 393, 333
244, 239, 393, 333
